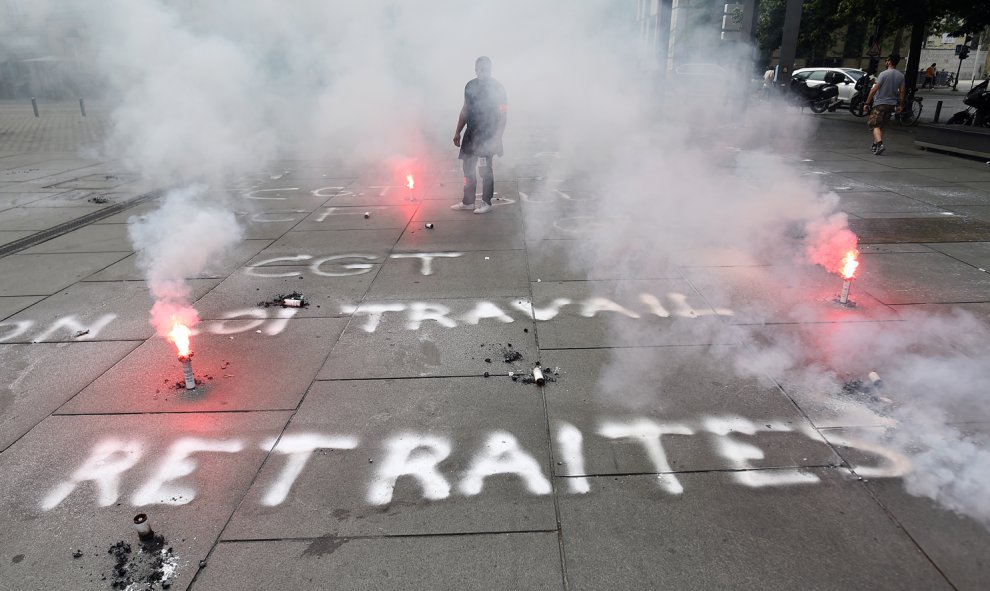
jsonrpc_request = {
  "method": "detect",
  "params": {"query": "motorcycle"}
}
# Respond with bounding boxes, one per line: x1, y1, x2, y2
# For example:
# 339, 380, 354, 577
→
946, 80, 990, 127
788, 71, 843, 113
848, 73, 876, 117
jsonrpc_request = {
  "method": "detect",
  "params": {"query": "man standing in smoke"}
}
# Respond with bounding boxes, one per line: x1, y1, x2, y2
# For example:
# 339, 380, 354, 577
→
864, 54, 905, 156
451, 56, 507, 214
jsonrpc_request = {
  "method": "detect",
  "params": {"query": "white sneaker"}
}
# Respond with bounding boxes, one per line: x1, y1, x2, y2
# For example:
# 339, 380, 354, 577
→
450, 203, 475, 210
474, 204, 492, 214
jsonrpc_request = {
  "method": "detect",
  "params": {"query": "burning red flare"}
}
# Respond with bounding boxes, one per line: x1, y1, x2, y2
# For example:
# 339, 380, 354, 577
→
406, 174, 415, 190
168, 320, 192, 358
840, 249, 859, 280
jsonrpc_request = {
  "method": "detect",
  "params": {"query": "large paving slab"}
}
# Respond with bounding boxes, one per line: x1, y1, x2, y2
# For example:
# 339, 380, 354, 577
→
801, 159, 895, 173
366, 249, 530, 298
747, 318, 990, 427
0, 295, 44, 320
193, 265, 375, 319
850, 215, 990, 243
243, 230, 403, 266
0, 204, 104, 231
556, 470, 953, 591
0, 191, 58, 209
914, 166, 990, 183
528, 239, 682, 281
309, 185, 423, 207
839, 171, 958, 190
0, 252, 130, 296
541, 346, 839, 477
227, 192, 332, 218
58, 318, 347, 414
834, 190, 944, 214
683, 264, 898, 324
953, 205, 990, 223
395, 218, 526, 251
858, 251, 990, 304
0, 411, 290, 590
292, 203, 416, 231
412, 194, 521, 221
317, 297, 537, 379
893, 186, 990, 207
84, 239, 272, 281
0, 341, 140, 451
0, 230, 33, 247
0, 278, 219, 342
221, 377, 556, 539
823, 425, 990, 591
195, 534, 563, 591
924, 240, 990, 270
531, 279, 733, 348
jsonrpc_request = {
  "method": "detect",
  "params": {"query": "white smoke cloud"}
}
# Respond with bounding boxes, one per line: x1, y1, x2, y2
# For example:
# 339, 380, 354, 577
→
128, 185, 242, 336
43, 0, 988, 528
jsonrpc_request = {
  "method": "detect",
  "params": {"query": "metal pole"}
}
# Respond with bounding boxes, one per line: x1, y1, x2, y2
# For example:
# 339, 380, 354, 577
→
953, 57, 963, 91
653, 0, 673, 113
78, 98, 86, 117
933, 100, 942, 123
31, 97, 39, 117
778, 0, 804, 89
740, 0, 758, 38
971, 37, 982, 85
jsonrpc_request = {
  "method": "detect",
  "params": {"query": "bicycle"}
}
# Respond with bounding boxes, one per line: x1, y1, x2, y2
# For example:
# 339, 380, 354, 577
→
895, 94, 923, 126
853, 94, 923, 126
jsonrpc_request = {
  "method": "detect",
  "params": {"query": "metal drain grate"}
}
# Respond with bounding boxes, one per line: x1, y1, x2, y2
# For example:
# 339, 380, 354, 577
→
0, 189, 166, 259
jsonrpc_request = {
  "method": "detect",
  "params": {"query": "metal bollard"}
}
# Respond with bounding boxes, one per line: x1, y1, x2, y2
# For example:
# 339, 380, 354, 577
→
78, 98, 86, 117
933, 100, 942, 123
31, 97, 39, 117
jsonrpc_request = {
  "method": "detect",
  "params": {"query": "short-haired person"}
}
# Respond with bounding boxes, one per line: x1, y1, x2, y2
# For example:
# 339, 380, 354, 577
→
924, 63, 936, 89
451, 56, 507, 214
864, 54, 906, 156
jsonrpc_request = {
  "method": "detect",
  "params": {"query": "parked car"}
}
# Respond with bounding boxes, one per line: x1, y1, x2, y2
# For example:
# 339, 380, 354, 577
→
791, 67, 866, 105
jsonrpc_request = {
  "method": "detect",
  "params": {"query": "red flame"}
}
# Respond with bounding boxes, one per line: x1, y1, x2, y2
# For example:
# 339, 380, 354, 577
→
840, 249, 859, 279
406, 173, 415, 190
168, 320, 192, 357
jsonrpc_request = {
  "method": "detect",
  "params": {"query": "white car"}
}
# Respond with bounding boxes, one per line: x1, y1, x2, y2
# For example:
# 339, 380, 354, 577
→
791, 67, 866, 104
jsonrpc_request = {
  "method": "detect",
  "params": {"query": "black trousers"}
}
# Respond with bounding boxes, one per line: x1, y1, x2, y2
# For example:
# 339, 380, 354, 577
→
462, 155, 494, 205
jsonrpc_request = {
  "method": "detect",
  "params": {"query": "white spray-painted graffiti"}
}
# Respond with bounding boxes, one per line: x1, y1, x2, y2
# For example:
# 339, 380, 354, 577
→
0, 308, 301, 343
1, 294, 731, 343
39, 416, 911, 511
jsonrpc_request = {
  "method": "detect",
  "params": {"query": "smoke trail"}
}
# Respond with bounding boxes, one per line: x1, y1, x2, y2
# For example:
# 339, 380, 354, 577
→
128, 185, 242, 336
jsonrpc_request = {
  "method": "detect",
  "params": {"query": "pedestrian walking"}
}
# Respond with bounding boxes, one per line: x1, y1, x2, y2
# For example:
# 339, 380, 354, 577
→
923, 63, 936, 89
864, 54, 906, 156
451, 56, 507, 214
763, 65, 775, 100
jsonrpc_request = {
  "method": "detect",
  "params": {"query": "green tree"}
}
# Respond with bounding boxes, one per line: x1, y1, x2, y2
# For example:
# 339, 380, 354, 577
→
758, 0, 868, 63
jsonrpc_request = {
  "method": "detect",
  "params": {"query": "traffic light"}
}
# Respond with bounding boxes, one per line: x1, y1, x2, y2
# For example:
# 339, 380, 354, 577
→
959, 45, 970, 60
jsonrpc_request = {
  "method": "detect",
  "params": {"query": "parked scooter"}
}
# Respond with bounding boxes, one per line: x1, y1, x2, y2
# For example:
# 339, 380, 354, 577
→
946, 80, 990, 127
848, 73, 876, 117
788, 71, 844, 113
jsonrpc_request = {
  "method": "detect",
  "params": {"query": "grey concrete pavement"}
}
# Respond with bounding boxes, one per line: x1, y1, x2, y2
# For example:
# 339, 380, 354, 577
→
1, 104, 990, 591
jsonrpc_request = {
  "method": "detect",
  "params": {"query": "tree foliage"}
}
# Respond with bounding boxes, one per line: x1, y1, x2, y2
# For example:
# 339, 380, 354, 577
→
758, 0, 990, 57
837, 0, 990, 34
758, 0, 864, 59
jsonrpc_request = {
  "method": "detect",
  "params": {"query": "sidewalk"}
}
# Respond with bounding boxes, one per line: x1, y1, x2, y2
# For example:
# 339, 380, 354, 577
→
912, 79, 986, 123
0, 110, 989, 590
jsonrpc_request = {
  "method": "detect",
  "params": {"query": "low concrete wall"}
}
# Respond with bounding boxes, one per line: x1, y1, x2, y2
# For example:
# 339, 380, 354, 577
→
915, 124, 990, 159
